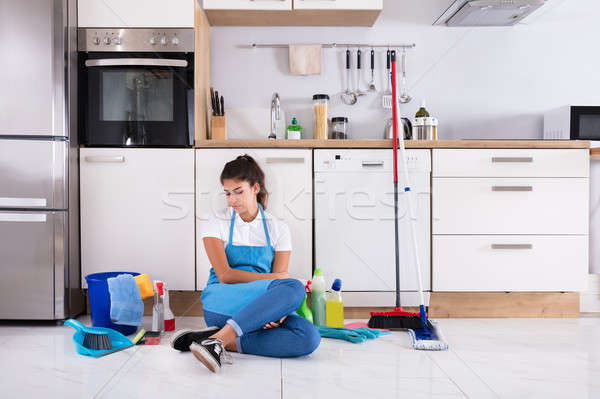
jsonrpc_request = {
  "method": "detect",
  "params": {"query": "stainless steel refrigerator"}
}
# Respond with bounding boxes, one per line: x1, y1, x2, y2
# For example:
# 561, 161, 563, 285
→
0, 0, 85, 319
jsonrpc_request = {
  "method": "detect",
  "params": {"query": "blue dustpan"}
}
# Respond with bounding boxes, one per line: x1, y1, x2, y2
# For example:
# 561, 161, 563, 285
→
64, 319, 133, 357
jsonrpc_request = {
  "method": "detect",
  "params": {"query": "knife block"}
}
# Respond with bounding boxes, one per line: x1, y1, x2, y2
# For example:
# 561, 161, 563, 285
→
211, 115, 227, 140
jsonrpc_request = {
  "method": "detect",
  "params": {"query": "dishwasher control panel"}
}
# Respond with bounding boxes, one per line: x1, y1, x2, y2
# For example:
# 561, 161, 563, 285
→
315, 149, 431, 172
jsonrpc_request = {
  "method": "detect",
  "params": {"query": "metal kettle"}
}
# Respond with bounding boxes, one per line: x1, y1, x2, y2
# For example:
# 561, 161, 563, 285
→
384, 117, 412, 140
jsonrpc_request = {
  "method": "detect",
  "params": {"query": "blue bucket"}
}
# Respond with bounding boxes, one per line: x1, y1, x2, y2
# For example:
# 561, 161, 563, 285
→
85, 272, 140, 336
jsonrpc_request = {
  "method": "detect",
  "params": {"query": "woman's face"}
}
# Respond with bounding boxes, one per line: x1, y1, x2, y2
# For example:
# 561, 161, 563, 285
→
222, 179, 260, 214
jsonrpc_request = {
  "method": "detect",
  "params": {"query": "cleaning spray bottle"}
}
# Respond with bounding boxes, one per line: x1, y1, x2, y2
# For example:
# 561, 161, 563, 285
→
163, 285, 175, 332
326, 278, 344, 328
296, 280, 313, 324
151, 280, 164, 333
311, 269, 327, 327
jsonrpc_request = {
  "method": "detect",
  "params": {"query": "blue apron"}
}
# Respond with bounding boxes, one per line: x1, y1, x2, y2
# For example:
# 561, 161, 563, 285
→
201, 204, 276, 315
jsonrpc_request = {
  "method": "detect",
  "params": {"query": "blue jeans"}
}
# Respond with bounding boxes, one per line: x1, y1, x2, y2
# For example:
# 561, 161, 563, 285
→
203, 278, 321, 358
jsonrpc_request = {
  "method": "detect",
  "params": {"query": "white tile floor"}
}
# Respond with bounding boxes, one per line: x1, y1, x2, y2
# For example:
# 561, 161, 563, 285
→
1, 316, 599, 398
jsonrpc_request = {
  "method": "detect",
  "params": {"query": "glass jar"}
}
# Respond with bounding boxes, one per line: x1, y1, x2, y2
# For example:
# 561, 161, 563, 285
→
313, 94, 329, 140
330, 117, 348, 139
424, 117, 438, 140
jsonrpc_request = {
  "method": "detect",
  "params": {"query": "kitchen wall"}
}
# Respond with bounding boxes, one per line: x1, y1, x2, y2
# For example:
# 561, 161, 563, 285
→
207, 0, 600, 276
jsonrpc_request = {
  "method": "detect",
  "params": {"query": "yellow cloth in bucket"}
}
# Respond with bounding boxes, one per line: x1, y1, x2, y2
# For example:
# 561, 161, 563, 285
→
134, 274, 154, 299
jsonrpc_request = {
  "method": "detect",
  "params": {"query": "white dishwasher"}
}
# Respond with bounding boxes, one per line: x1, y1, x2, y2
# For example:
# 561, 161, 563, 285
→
314, 149, 431, 307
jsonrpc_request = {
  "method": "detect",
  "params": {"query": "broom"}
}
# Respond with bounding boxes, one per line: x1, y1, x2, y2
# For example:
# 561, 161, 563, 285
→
368, 50, 428, 331
368, 52, 448, 351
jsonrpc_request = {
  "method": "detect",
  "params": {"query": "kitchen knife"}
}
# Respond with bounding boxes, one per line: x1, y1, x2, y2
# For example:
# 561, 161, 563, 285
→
214, 90, 220, 116
220, 96, 225, 116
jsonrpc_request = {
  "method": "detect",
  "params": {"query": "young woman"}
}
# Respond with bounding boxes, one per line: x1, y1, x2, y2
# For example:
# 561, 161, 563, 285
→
171, 154, 320, 372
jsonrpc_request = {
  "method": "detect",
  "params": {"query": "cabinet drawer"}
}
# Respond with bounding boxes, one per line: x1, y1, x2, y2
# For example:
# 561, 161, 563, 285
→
293, 0, 382, 10
203, 0, 292, 10
433, 178, 589, 234
433, 149, 589, 178
432, 235, 588, 292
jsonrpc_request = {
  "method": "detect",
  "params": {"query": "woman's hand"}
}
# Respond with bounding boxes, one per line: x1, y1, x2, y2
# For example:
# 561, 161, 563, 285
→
273, 272, 291, 279
263, 316, 287, 329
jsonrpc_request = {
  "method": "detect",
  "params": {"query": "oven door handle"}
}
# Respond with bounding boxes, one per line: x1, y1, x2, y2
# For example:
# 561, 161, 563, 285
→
85, 58, 188, 67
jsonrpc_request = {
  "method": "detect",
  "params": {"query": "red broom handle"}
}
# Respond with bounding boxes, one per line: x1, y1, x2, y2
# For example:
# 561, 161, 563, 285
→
391, 54, 398, 183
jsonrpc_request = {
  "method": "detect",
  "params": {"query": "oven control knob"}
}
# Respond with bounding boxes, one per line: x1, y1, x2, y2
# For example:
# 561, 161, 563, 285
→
92, 36, 100, 45
160, 36, 168, 46
149, 37, 157, 45
112, 37, 122, 45
171, 36, 180, 46
103, 37, 111, 45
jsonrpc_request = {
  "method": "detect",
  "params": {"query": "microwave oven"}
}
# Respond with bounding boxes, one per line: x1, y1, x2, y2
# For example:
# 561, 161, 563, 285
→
543, 106, 600, 145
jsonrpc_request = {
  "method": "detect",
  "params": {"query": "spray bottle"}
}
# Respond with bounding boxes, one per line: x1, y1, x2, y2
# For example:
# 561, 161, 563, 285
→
296, 280, 313, 324
151, 280, 164, 333
311, 269, 327, 326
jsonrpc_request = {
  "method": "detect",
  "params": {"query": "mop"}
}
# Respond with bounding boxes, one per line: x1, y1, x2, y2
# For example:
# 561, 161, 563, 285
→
368, 51, 448, 351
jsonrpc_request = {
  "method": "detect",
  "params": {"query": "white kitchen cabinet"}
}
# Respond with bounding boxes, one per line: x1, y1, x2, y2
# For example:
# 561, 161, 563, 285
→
80, 149, 195, 290
293, 0, 382, 10
433, 177, 589, 235
78, 0, 194, 27
432, 148, 589, 293
433, 235, 588, 292
433, 149, 589, 178
196, 149, 312, 289
203, 0, 292, 10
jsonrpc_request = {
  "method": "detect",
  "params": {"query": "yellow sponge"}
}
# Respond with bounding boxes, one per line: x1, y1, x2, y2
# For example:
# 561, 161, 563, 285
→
134, 274, 154, 299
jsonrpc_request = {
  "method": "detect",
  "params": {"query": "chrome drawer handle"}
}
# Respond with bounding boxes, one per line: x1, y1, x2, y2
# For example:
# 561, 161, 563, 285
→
491, 244, 533, 250
361, 161, 384, 168
265, 157, 305, 164
84, 156, 125, 163
491, 157, 533, 163
491, 185, 533, 192
0, 213, 47, 222
85, 59, 187, 68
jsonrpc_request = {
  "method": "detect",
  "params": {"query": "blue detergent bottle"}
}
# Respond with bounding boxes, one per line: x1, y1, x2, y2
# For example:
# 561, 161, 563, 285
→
311, 268, 327, 327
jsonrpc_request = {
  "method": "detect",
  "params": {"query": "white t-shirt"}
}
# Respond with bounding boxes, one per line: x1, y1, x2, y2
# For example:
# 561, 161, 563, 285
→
201, 207, 292, 252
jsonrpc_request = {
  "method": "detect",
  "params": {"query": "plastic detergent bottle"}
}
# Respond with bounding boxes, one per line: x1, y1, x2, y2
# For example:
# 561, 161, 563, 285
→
311, 269, 327, 327
326, 279, 344, 328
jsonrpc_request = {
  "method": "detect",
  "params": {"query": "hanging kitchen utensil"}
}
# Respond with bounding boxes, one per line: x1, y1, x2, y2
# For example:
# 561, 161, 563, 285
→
355, 49, 366, 97
368, 49, 376, 92
382, 49, 393, 109
341, 49, 357, 105
399, 48, 412, 104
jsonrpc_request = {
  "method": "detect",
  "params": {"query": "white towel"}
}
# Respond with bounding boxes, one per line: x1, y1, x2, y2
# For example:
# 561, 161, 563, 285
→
289, 44, 322, 75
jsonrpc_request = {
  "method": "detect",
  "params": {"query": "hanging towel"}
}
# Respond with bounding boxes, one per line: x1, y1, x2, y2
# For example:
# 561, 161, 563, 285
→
107, 274, 144, 326
289, 44, 322, 75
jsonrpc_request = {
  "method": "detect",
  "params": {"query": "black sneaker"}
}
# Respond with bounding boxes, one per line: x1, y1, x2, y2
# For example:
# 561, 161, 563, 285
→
170, 326, 220, 352
190, 338, 233, 373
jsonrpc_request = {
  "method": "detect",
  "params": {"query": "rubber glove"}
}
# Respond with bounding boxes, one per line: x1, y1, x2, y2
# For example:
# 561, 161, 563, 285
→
317, 326, 366, 343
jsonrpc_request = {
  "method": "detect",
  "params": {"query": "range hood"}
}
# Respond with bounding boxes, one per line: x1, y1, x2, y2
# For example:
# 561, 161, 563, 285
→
434, 0, 546, 26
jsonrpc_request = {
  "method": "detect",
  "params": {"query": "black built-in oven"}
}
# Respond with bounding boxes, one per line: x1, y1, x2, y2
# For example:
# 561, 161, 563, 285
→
78, 28, 194, 147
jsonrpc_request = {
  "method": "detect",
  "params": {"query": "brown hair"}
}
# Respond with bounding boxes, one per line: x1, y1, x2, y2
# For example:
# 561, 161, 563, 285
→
220, 154, 268, 209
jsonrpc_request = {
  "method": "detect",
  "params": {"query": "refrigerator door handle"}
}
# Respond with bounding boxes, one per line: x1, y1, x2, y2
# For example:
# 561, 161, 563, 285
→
0, 197, 47, 207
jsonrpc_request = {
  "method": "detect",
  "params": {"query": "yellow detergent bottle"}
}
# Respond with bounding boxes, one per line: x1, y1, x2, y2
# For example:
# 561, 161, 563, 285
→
326, 278, 344, 328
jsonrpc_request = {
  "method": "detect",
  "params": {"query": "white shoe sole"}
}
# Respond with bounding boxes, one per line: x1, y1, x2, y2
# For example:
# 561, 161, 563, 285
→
190, 342, 221, 373
170, 326, 219, 351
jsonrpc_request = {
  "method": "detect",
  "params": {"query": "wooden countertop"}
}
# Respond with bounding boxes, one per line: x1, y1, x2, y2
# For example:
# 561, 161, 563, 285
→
194, 139, 591, 149
590, 147, 600, 160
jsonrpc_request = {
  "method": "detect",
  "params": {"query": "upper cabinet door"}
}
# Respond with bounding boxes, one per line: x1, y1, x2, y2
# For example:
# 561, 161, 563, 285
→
293, 0, 382, 10
203, 0, 292, 10
78, 0, 194, 27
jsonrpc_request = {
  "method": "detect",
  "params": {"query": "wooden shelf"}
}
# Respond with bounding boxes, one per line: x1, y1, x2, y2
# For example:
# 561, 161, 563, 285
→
204, 9, 381, 27
194, 139, 591, 149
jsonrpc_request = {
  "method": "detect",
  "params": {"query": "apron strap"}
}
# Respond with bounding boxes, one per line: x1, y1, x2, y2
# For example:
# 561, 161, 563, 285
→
228, 208, 236, 245
258, 203, 273, 250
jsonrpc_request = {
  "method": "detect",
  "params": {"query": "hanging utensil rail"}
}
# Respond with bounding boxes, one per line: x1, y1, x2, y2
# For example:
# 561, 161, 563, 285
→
242, 43, 416, 49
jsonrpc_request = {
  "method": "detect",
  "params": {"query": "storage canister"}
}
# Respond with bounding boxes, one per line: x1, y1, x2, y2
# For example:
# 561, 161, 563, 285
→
313, 94, 329, 140
330, 117, 349, 139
